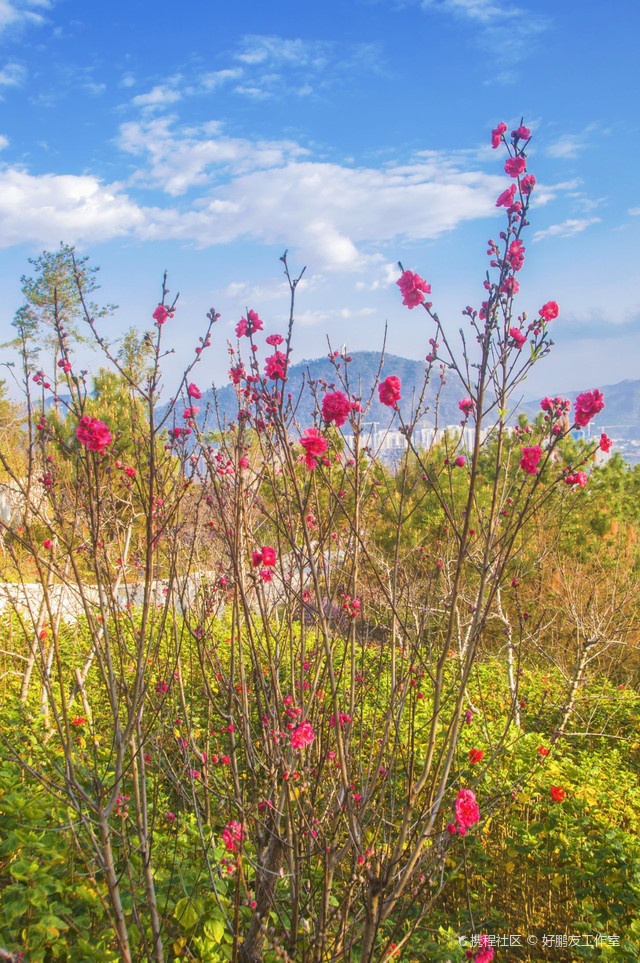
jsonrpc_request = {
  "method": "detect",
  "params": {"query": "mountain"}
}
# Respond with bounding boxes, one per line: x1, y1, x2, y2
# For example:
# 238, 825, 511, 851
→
193, 351, 466, 431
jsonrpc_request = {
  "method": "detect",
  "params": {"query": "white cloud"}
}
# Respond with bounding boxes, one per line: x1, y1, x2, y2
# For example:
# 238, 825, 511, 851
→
0, 136, 511, 270
0, 168, 145, 246
628, 207, 640, 216
201, 68, 243, 90
546, 134, 587, 159
0, 134, 8, 150
0, 0, 49, 34
0, 61, 26, 86
532, 217, 601, 242
131, 84, 183, 110
117, 116, 310, 195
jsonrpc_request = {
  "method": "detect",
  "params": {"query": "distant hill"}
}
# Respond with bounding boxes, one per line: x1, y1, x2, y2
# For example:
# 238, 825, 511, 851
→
191, 351, 467, 430
521, 379, 640, 439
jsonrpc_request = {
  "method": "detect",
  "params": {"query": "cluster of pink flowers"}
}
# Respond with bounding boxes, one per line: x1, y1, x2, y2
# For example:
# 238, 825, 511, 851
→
448, 788, 481, 837
187, 383, 201, 399
322, 390, 352, 427
378, 376, 402, 408
539, 301, 559, 323
507, 238, 525, 272
574, 389, 605, 427
252, 546, 277, 568
473, 935, 495, 963
458, 398, 475, 416
564, 471, 588, 488
222, 820, 244, 853
76, 416, 112, 454
599, 432, 612, 453
519, 445, 542, 476
505, 156, 526, 178
397, 270, 431, 309
509, 327, 527, 349
235, 309, 263, 338
265, 351, 287, 380
153, 304, 171, 325
291, 720, 315, 750
300, 427, 328, 470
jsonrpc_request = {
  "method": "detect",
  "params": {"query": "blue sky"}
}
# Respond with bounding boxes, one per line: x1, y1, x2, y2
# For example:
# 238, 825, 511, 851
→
1, 0, 639, 396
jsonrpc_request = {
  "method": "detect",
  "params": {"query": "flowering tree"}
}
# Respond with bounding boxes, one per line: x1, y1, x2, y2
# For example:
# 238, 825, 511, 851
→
0, 123, 623, 963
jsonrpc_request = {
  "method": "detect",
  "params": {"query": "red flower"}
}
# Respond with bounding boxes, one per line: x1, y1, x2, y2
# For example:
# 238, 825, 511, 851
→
513, 125, 531, 141
266, 333, 284, 346
539, 301, 559, 322
300, 427, 328, 470
397, 270, 431, 309
455, 788, 480, 828
222, 820, 244, 852
236, 310, 263, 337
564, 471, 588, 488
187, 383, 202, 399
322, 391, 352, 427
260, 545, 276, 567
76, 416, 112, 454
153, 305, 169, 325
537, 746, 549, 756
599, 433, 612, 453
519, 445, 542, 475
507, 238, 525, 271
264, 351, 287, 380
491, 122, 507, 148
458, 397, 475, 416
469, 748, 484, 765
505, 156, 526, 178
378, 376, 402, 407
496, 184, 517, 208
550, 785, 565, 802
509, 327, 527, 349
71, 716, 86, 726
455, 455, 466, 468
574, 389, 605, 428
291, 720, 315, 750
521, 173, 536, 193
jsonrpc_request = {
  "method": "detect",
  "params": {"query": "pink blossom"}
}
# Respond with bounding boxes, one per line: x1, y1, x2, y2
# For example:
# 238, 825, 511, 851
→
574, 389, 605, 427
397, 270, 431, 309
491, 122, 507, 148
322, 391, 352, 427
187, 383, 202, 399
599, 433, 612, 453
43, 539, 52, 549
458, 397, 475, 416
455, 455, 466, 468
505, 156, 526, 178
521, 173, 536, 193
266, 333, 284, 346
513, 125, 531, 140
520, 445, 542, 475
264, 351, 287, 380
153, 305, 169, 325
455, 788, 480, 829
378, 376, 402, 407
509, 327, 527, 349
183, 406, 199, 419
507, 238, 525, 271
291, 720, 315, 749
236, 309, 263, 338
495, 184, 517, 208
539, 301, 559, 322
222, 820, 244, 853
261, 545, 277, 567
76, 416, 112, 455
229, 364, 245, 385
564, 472, 588, 488
300, 427, 328, 470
